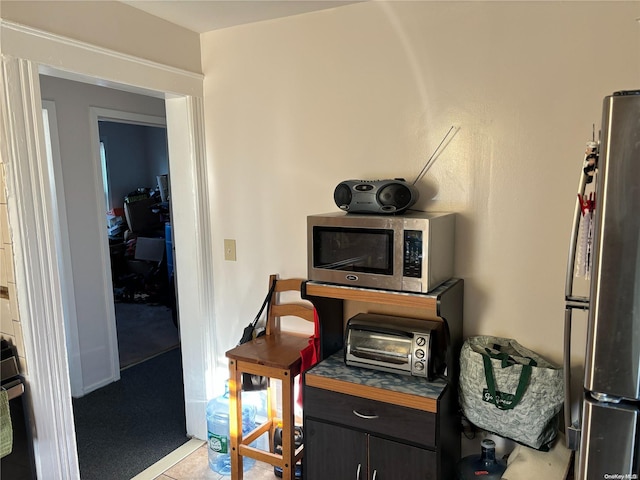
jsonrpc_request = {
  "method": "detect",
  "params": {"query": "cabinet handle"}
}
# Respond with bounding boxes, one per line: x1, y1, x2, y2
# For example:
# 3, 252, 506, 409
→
372, 469, 378, 480
356, 463, 361, 480
352, 409, 379, 420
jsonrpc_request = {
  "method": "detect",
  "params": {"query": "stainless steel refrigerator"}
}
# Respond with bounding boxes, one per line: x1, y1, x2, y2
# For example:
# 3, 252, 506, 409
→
564, 90, 640, 479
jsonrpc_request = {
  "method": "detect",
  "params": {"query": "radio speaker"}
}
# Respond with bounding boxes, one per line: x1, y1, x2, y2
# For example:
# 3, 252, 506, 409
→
333, 179, 419, 214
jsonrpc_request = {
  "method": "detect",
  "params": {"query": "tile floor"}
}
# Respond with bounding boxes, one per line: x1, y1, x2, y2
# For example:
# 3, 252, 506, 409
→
137, 434, 574, 480
144, 442, 282, 480
156, 445, 279, 480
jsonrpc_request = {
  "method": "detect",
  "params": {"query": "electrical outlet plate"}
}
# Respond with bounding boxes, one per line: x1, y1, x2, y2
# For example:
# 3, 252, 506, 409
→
224, 239, 236, 261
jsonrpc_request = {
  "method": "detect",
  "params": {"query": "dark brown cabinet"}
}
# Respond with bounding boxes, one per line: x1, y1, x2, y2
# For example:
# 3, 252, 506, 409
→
305, 418, 436, 480
302, 278, 464, 480
369, 435, 436, 480
305, 419, 365, 479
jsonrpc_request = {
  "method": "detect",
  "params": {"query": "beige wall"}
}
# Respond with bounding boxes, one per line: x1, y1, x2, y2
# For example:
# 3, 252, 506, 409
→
2, 0, 638, 396
0, 161, 26, 373
0, 1, 636, 460
202, 1, 640, 371
0, 0, 202, 73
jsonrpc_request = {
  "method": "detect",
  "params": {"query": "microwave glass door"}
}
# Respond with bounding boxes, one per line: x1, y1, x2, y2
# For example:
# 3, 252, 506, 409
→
313, 227, 394, 275
349, 329, 411, 365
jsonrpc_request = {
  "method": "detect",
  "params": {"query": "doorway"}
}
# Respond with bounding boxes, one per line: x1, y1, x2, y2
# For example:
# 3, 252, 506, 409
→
95, 115, 179, 370
39, 74, 181, 396
2, 37, 214, 477
40, 86, 187, 478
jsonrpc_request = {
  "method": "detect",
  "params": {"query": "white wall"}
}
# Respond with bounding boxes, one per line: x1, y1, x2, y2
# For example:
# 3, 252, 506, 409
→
201, 0, 640, 388
145, 126, 170, 186
99, 121, 168, 210
39, 75, 167, 394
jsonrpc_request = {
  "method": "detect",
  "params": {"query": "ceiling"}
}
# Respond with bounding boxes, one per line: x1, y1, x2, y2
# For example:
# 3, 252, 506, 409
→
121, 1, 363, 34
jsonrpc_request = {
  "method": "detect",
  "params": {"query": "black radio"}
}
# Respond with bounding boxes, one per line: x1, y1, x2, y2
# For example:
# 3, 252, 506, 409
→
333, 178, 419, 214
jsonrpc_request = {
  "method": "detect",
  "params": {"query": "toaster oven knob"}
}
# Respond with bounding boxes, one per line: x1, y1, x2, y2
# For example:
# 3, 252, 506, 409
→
415, 336, 426, 347
415, 349, 425, 359
414, 361, 425, 371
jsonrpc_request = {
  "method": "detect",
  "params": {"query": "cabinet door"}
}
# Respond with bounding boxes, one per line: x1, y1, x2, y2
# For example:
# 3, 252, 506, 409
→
369, 436, 437, 480
305, 419, 367, 480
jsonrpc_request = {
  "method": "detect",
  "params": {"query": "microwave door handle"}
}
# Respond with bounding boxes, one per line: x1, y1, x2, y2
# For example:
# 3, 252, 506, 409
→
565, 169, 589, 299
318, 256, 367, 270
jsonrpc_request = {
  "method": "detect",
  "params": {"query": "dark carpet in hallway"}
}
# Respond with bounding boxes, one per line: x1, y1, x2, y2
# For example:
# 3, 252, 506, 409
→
115, 302, 179, 369
73, 347, 188, 480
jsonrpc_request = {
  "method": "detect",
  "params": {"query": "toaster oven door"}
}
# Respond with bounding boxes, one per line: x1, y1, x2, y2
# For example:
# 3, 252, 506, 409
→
346, 328, 413, 374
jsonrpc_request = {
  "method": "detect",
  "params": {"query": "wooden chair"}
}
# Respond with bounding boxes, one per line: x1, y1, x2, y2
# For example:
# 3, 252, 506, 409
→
225, 275, 315, 480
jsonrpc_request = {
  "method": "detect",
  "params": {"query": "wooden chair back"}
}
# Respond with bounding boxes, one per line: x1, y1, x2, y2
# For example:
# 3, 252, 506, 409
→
265, 274, 315, 336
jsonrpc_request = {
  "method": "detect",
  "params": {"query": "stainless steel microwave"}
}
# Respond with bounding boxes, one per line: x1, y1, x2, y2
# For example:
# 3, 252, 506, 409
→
344, 313, 446, 380
307, 211, 454, 293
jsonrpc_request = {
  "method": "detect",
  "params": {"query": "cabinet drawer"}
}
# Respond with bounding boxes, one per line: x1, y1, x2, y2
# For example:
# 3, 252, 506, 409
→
305, 386, 436, 449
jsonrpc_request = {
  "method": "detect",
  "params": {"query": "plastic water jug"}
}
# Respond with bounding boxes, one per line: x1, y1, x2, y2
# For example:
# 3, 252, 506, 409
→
242, 389, 269, 451
206, 386, 258, 475
457, 439, 507, 480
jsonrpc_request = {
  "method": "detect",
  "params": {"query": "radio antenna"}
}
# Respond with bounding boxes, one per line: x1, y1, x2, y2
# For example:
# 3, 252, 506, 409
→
412, 125, 456, 185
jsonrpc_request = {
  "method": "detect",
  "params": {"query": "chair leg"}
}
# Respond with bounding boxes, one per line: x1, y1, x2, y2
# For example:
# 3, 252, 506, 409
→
228, 360, 244, 480
280, 371, 295, 480
267, 379, 276, 452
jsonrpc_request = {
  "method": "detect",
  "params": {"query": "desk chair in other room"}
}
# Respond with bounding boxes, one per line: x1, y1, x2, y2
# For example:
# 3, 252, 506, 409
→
225, 275, 315, 480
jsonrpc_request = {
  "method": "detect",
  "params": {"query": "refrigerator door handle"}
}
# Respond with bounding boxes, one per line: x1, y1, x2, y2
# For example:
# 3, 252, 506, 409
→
565, 169, 589, 301
564, 305, 585, 451
562, 302, 589, 451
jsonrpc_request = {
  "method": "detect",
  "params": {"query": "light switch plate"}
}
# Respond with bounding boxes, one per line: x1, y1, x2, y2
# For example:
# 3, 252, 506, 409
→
224, 239, 237, 261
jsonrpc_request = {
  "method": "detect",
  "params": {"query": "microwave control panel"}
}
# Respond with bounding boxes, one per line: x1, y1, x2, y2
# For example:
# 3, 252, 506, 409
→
403, 230, 423, 278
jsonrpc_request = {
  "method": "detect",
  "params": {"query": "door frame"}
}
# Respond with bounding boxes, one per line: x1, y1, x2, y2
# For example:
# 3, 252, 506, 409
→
1, 20, 216, 479
41, 99, 85, 398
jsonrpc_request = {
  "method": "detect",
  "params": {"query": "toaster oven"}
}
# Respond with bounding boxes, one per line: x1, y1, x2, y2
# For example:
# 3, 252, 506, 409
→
344, 313, 446, 380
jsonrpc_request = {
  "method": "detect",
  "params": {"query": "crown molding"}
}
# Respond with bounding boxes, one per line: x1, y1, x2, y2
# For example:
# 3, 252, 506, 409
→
0, 19, 203, 97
